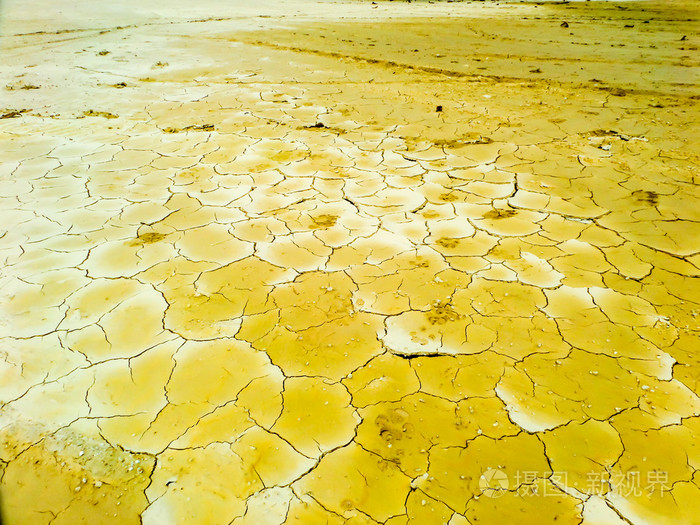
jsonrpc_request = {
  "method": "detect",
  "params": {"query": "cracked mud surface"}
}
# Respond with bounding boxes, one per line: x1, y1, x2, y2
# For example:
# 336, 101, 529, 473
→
1, 0, 699, 523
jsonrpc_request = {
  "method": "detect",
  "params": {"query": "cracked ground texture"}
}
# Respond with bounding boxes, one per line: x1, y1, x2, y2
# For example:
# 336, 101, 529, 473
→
0, 0, 699, 523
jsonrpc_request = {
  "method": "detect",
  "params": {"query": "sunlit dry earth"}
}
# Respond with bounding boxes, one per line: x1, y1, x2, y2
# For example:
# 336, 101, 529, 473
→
1, 0, 699, 523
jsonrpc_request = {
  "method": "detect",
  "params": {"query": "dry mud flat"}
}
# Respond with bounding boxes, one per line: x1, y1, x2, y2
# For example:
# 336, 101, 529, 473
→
0, 0, 699, 523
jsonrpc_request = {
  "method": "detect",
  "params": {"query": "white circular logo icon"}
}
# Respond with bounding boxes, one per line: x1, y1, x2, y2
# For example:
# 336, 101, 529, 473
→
479, 469, 509, 498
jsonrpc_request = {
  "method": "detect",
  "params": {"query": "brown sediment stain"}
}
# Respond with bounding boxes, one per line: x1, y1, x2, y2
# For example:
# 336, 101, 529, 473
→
83, 109, 118, 118
426, 301, 463, 325
309, 214, 338, 228
587, 129, 625, 138
163, 123, 215, 133
483, 208, 518, 220
438, 192, 459, 202
1, 0, 699, 524
433, 136, 493, 147
633, 189, 660, 206
129, 231, 168, 246
0, 109, 30, 118
599, 86, 629, 96
5, 83, 40, 90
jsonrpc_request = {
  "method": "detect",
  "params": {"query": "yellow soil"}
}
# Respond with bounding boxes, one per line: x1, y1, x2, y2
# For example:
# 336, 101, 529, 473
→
0, 0, 699, 523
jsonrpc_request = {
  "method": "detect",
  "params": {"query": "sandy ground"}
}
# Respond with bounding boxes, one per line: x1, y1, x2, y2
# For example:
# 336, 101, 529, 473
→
1, 0, 699, 524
